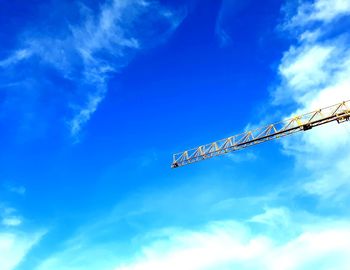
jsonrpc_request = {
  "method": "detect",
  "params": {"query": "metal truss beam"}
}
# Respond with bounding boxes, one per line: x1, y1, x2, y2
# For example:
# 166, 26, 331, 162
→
171, 100, 350, 168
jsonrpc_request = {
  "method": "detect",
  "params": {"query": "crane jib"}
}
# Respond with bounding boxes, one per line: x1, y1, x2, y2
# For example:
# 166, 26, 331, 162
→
171, 100, 350, 168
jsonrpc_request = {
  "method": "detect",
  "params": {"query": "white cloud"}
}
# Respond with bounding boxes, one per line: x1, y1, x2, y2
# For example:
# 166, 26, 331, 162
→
2, 216, 22, 227
0, 206, 22, 227
278, 45, 333, 96
311, 0, 350, 22
0, 230, 45, 270
288, 0, 350, 26
0, 203, 46, 269
266, 226, 350, 270
273, 0, 350, 199
115, 221, 269, 270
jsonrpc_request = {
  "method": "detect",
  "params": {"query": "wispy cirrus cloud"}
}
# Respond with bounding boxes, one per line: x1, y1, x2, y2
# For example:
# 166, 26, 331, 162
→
215, 0, 242, 47
0, 49, 32, 68
0, 0, 185, 137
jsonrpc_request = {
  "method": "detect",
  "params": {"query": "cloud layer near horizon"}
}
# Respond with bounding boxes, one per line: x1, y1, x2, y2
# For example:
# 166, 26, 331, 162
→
113, 217, 350, 270
33, 204, 350, 270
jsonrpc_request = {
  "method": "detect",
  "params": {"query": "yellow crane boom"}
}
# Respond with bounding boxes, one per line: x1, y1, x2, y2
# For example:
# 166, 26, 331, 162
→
171, 100, 350, 168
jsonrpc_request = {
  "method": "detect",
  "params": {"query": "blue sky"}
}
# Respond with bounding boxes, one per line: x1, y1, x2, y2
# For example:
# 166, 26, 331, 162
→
1, 0, 350, 269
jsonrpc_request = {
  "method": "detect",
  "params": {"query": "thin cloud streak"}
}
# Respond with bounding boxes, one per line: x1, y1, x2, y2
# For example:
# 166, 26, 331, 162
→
0, 49, 32, 68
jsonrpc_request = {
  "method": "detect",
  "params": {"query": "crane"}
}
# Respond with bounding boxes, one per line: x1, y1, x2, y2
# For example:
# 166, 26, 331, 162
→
171, 100, 350, 168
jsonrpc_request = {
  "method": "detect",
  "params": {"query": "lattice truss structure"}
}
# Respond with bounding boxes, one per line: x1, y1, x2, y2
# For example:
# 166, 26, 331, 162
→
172, 100, 350, 168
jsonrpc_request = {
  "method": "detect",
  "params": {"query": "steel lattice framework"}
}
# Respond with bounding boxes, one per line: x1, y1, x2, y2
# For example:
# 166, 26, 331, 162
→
171, 100, 350, 168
